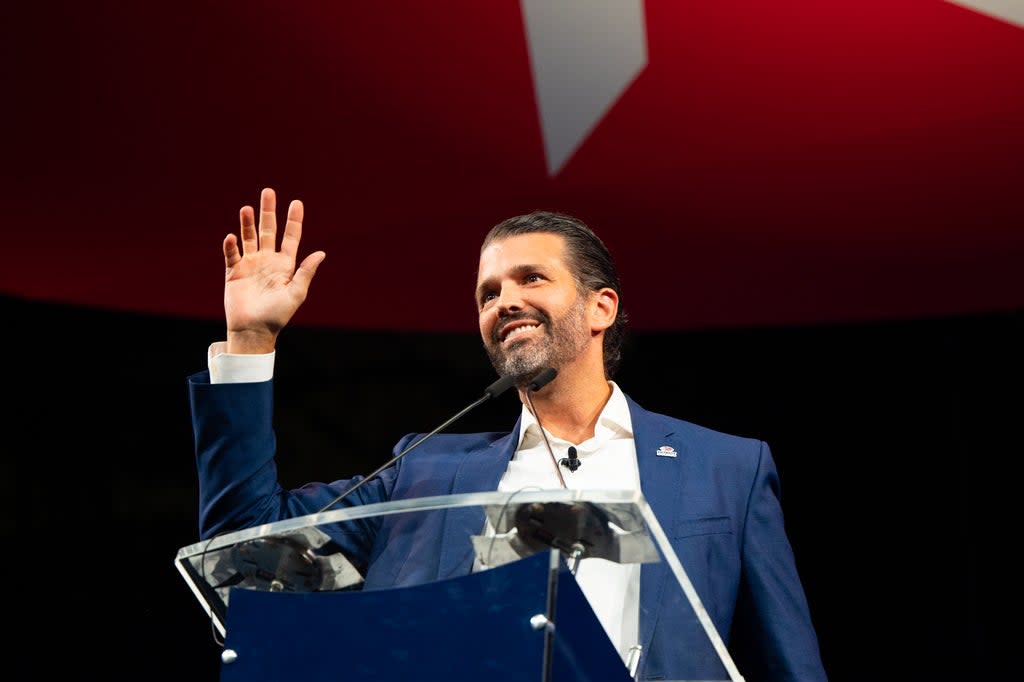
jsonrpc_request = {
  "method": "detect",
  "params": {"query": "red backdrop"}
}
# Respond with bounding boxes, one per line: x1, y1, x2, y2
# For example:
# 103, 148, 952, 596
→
5, 1, 1022, 331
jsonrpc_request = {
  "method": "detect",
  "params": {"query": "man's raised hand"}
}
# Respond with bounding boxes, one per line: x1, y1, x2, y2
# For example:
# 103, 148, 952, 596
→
222, 187, 326, 354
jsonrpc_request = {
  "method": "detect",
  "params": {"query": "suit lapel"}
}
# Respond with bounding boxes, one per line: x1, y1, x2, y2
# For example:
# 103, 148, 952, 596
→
436, 422, 522, 579
629, 398, 684, 649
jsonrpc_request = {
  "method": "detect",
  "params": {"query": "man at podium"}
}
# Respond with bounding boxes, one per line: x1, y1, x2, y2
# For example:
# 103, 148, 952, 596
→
188, 188, 828, 681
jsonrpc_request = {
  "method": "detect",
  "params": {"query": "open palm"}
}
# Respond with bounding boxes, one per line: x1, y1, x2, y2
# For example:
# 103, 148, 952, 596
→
222, 187, 325, 353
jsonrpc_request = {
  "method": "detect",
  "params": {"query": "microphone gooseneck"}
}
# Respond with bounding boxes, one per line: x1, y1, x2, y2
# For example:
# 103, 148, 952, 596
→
522, 367, 567, 488
314, 373, 518, 514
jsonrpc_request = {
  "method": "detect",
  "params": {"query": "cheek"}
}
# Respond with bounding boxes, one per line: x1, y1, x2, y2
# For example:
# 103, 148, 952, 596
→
478, 310, 494, 339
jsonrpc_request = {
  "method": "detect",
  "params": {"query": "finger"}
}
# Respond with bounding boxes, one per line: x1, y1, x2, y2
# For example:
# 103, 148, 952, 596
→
258, 187, 278, 251
224, 233, 241, 269
279, 199, 304, 260
291, 250, 326, 295
238, 206, 257, 256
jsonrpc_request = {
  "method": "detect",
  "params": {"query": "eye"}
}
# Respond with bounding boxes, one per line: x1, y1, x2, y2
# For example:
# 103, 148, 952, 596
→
524, 273, 544, 284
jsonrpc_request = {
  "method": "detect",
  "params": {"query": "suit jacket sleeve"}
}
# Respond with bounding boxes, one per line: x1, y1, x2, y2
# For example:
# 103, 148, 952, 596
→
731, 439, 827, 681
187, 370, 395, 571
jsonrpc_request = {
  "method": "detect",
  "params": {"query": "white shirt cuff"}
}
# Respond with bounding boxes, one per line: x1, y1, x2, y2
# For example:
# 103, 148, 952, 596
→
207, 341, 275, 384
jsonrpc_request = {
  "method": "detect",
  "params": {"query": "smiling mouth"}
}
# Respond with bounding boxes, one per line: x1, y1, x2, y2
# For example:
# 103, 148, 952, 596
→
500, 322, 541, 344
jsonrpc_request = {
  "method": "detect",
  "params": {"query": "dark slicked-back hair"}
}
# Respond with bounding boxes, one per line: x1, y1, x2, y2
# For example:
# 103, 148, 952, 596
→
482, 211, 627, 378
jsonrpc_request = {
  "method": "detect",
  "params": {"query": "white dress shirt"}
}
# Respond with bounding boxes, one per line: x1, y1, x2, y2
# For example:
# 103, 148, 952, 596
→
495, 382, 641, 667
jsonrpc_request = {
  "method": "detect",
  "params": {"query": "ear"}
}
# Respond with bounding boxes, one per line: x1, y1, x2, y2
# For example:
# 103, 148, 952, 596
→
588, 287, 619, 334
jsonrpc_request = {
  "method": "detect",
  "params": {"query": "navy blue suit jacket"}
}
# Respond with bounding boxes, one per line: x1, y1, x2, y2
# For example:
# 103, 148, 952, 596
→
189, 371, 826, 681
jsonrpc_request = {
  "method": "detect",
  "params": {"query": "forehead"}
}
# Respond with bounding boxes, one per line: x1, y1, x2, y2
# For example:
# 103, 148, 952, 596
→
477, 232, 569, 281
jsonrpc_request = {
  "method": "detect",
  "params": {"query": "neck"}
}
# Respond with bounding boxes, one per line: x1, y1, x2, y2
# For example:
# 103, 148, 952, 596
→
520, 361, 612, 443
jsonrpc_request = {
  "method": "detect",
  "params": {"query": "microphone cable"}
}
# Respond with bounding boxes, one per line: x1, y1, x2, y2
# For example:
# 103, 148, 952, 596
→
521, 367, 566, 488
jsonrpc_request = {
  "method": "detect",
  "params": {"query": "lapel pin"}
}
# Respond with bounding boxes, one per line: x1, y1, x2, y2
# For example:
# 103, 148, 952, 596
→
656, 445, 678, 458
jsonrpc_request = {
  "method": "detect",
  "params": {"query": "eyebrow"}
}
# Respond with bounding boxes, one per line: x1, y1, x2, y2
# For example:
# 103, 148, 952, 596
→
476, 263, 549, 300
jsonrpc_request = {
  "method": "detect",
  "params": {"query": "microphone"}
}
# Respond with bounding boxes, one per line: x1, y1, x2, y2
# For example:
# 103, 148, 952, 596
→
314, 373, 518, 514
559, 446, 581, 472
529, 366, 558, 392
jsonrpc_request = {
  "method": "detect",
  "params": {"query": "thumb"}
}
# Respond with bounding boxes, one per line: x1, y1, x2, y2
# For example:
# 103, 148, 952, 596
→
292, 250, 326, 292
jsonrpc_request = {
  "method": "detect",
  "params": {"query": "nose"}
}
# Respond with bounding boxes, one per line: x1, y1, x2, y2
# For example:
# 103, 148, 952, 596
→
495, 284, 524, 316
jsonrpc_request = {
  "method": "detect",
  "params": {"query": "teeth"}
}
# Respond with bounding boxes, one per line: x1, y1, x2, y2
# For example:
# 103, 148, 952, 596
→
504, 324, 539, 341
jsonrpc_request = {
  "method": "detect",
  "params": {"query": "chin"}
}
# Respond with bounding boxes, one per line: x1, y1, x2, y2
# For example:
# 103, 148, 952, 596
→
504, 354, 549, 378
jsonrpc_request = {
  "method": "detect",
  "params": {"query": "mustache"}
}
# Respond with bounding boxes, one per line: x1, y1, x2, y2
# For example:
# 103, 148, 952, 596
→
493, 311, 550, 344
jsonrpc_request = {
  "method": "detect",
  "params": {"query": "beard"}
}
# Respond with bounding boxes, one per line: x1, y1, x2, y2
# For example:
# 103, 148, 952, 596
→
484, 295, 590, 384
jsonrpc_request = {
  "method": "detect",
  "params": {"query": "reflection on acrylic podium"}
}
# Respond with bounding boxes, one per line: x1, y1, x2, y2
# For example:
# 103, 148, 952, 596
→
174, 489, 744, 682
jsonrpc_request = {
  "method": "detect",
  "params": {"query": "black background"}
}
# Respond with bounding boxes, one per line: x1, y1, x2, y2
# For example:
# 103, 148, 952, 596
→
6, 294, 1020, 680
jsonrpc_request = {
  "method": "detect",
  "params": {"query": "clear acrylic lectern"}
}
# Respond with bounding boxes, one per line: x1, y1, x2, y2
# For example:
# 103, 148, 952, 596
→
174, 489, 744, 682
